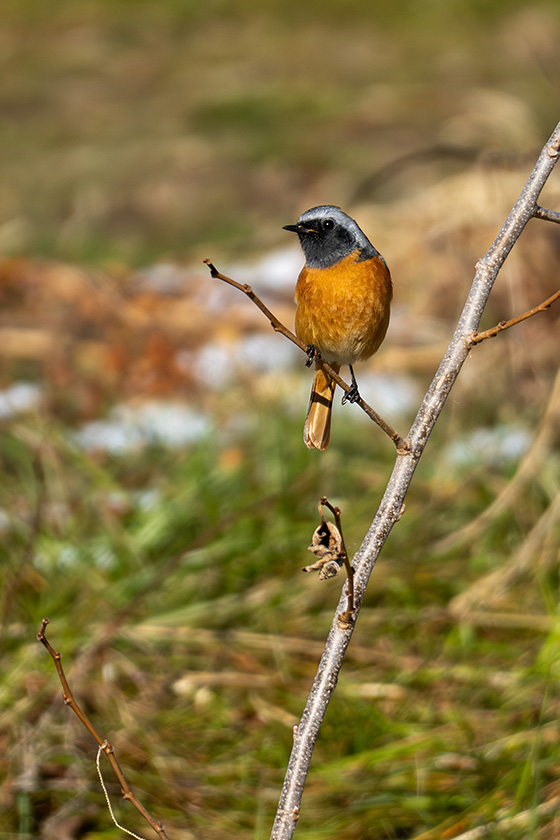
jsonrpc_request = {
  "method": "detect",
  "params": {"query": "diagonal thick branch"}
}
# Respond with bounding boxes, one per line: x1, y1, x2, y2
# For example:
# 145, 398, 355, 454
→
270, 121, 560, 839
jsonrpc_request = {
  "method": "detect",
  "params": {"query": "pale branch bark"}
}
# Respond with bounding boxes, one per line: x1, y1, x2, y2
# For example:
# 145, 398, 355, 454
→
270, 121, 560, 839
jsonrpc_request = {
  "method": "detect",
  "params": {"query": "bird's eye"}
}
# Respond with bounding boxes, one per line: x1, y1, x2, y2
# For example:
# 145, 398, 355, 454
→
322, 218, 335, 231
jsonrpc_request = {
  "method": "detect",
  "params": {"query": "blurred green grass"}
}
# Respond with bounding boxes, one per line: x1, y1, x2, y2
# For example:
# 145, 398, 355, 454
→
1, 0, 559, 264
2, 393, 559, 838
1, 1, 560, 838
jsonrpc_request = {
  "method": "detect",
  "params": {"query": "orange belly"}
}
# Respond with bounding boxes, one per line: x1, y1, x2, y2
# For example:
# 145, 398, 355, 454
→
294, 250, 392, 365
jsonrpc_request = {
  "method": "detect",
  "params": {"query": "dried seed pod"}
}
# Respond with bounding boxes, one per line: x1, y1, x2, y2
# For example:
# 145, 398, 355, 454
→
303, 519, 344, 578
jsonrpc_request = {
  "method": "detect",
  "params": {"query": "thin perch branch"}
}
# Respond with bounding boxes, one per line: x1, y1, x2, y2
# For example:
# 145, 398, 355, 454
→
270, 121, 560, 840
203, 259, 408, 451
37, 618, 169, 840
469, 288, 560, 344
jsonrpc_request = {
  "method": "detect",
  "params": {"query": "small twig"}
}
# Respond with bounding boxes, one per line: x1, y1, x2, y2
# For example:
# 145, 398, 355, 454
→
203, 258, 298, 346
352, 393, 409, 452
469, 288, 560, 344
203, 259, 408, 451
36, 619, 169, 840
533, 204, 560, 224
96, 743, 149, 840
318, 497, 354, 625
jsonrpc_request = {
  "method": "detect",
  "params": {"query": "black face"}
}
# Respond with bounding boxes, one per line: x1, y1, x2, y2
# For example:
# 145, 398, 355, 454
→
283, 210, 376, 269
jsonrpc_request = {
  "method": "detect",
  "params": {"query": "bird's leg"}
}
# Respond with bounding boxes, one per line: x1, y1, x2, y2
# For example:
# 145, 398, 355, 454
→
341, 365, 361, 404
305, 344, 321, 368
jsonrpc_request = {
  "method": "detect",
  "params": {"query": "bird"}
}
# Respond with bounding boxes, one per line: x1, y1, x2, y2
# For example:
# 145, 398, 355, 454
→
283, 205, 392, 450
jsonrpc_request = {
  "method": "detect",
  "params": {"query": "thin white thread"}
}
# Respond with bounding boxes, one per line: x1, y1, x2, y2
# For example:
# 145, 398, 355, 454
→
96, 742, 148, 840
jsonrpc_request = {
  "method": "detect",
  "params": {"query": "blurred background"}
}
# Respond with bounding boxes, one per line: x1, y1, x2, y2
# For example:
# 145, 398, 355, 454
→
1, 1, 560, 838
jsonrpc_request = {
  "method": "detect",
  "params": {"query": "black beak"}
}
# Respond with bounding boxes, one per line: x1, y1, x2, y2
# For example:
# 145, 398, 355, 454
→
283, 222, 318, 235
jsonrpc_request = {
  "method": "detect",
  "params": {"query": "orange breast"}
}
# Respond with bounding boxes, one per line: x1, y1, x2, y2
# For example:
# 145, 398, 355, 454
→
294, 250, 392, 365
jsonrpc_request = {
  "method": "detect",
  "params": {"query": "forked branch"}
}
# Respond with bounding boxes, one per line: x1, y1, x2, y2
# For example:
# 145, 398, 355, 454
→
269, 121, 560, 839
37, 618, 169, 840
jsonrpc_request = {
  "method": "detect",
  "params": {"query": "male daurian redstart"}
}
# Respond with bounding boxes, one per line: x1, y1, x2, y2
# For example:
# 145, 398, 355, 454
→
284, 206, 392, 450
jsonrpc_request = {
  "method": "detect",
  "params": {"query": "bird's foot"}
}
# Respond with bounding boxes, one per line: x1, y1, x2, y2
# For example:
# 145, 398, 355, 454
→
341, 384, 360, 405
341, 365, 360, 405
305, 344, 321, 368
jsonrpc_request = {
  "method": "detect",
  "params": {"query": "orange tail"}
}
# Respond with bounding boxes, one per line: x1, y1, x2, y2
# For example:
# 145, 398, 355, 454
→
304, 362, 340, 450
